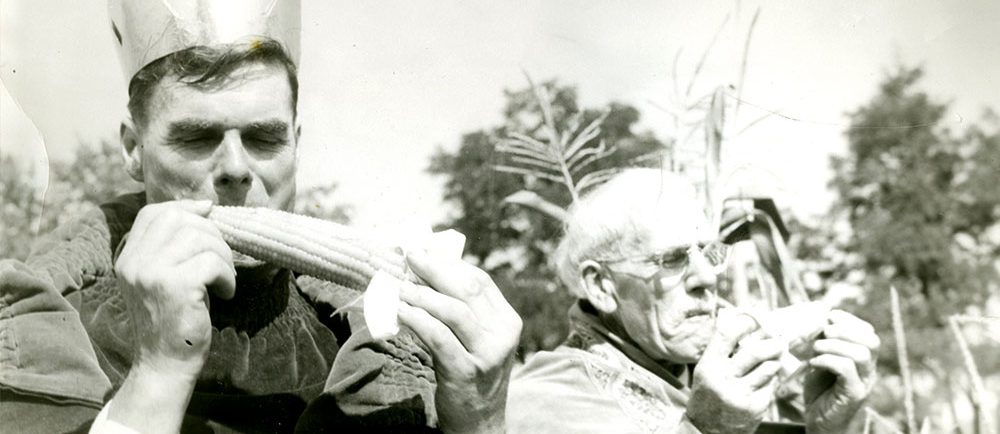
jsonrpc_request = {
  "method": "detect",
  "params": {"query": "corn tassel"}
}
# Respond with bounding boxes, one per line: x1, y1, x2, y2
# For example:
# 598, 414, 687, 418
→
208, 206, 413, 288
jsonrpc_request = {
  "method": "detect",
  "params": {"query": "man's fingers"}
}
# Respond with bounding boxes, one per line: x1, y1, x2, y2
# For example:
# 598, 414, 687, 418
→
731, 337, 784, 376
704, 312, 761, 359
397, 302, 470, 369
822, 320, 881, 353
144, 221, 236, 286
129, 201, 221, 258
131, 200, 213, 238
808, 353, 863, 393
828, 310, 874, 332
748, 382, 777, 415
741, 360, 781, 389
182, 250, 236, 300
399, 282, 484, 348
405, 249, 496, 305
170, 199, 214, 216
813, 338, 874, 376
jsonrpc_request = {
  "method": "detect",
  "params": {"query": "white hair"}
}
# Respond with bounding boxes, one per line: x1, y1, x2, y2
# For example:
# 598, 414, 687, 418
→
554, 168, 707, 298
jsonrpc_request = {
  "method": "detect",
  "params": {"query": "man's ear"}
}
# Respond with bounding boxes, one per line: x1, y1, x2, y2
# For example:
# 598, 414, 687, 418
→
120, 119, 143, 182
293, 120, 302, 164
579, 260, 618, 314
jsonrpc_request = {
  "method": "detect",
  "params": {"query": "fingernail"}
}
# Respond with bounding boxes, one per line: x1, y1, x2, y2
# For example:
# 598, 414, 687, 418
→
183, 199, 213, 214
403, 247, 428, 265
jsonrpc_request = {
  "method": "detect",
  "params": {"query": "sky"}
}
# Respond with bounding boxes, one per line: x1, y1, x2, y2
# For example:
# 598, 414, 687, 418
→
2, 0, 998, 229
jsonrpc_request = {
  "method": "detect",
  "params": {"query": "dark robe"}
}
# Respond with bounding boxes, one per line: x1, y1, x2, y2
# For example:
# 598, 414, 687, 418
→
0, 192, 438, 433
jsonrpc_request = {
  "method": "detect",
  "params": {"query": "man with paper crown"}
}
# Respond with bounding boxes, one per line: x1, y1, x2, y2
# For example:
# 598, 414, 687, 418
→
0, 1, 521, 433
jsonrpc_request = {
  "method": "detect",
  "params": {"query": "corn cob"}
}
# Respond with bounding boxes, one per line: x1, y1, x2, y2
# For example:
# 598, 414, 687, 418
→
207, 206, 414, 289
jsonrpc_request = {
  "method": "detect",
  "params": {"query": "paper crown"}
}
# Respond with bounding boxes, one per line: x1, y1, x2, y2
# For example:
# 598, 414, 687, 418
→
108, 0, 301, 82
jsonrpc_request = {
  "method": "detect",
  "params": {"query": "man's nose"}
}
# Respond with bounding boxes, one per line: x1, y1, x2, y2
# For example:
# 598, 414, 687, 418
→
214, 131, 252, 191
683, 250, 718, 292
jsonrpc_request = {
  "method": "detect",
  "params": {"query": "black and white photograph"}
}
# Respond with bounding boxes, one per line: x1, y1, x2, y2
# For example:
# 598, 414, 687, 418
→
1, 1, 998, 433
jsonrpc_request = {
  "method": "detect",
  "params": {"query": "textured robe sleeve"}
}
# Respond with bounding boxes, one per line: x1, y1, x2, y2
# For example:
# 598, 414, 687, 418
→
1, 204, 122, 433
292, 275, 439, 432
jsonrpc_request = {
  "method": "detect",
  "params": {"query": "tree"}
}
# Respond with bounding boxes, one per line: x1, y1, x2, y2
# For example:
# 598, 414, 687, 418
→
830, 66, 1000, 328
820, 67, 1000, 434
428, 79, 668, 354
42, 140, 145, 231
774, 67, 1000, 433
1, 141, 144, 261
1, 156, 44, 261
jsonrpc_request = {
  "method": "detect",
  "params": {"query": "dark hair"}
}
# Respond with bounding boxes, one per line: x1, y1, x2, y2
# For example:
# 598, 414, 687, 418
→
127, 38, 299, 126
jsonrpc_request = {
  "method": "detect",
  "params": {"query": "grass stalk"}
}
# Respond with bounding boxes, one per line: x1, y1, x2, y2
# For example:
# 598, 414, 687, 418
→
890, 286, 918, 434
865, 407, 905, 434
949, 315, 994, 434
733, 7, 760, 118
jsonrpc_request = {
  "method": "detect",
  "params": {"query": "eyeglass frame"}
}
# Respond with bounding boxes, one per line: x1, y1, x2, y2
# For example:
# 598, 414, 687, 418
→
591, 240, 732, 282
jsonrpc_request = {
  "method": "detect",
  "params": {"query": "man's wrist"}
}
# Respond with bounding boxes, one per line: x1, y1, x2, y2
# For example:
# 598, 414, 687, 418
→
805, 421, 850, 434
437, 395, 506, 434
685, 410, 760, 434
441, 412, 504, 434
107, 362, 200, 434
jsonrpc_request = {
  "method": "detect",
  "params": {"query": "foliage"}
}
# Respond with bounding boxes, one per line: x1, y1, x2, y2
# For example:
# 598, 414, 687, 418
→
44, 140, 145, 231
1, 140, 352, 261
428, 79, 667, 354
494, 74, 662, 212
1, 140, 143, 261
1, 156, 44, 261
788, 66, 1000, 433
830, 66, 1000, 326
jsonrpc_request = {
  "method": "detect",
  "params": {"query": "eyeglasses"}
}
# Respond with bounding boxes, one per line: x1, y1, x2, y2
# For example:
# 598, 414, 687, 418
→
594, 241, 732, 281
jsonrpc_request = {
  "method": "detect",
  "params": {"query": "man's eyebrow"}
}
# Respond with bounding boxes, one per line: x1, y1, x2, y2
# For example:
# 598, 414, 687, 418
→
165, 119, 289, 137
243, 120, 289, 136
650, 245, 688, 258
167, 119, 219, 136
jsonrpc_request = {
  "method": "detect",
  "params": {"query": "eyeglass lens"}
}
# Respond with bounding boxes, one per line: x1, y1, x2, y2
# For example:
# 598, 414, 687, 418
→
701, 242, 730, 267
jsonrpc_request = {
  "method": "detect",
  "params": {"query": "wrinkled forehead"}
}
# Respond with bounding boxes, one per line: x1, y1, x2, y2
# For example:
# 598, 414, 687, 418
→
626, 192, 714, 252
146, 63, 295, 123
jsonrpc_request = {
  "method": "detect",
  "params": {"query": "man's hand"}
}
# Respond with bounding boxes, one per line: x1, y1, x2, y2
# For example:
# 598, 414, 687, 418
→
687, 314, 784, 434
397, 249, 522, 434
803, 310, 880, 434
108, 200, 236, 434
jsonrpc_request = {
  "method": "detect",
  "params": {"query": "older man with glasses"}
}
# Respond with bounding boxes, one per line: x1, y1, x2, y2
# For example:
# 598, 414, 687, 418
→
506, 169, 879, 434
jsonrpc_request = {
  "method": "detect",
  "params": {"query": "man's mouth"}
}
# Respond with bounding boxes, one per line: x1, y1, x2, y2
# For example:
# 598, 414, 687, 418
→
685, 308, 715, 319
216, 199, 268, 208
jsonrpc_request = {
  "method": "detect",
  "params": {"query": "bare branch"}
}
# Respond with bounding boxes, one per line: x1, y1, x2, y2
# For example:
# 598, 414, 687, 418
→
685, 14, 730, 98
508, 155, 561, 172
563, 111, 609, 160
733, 112, 775, 137
502, 190, 569, 223
576, 168, 623, 194
492, 165, 566, 184
496, 144, 554, 164
734, 7, 761, 117
891, 286, 918, 434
